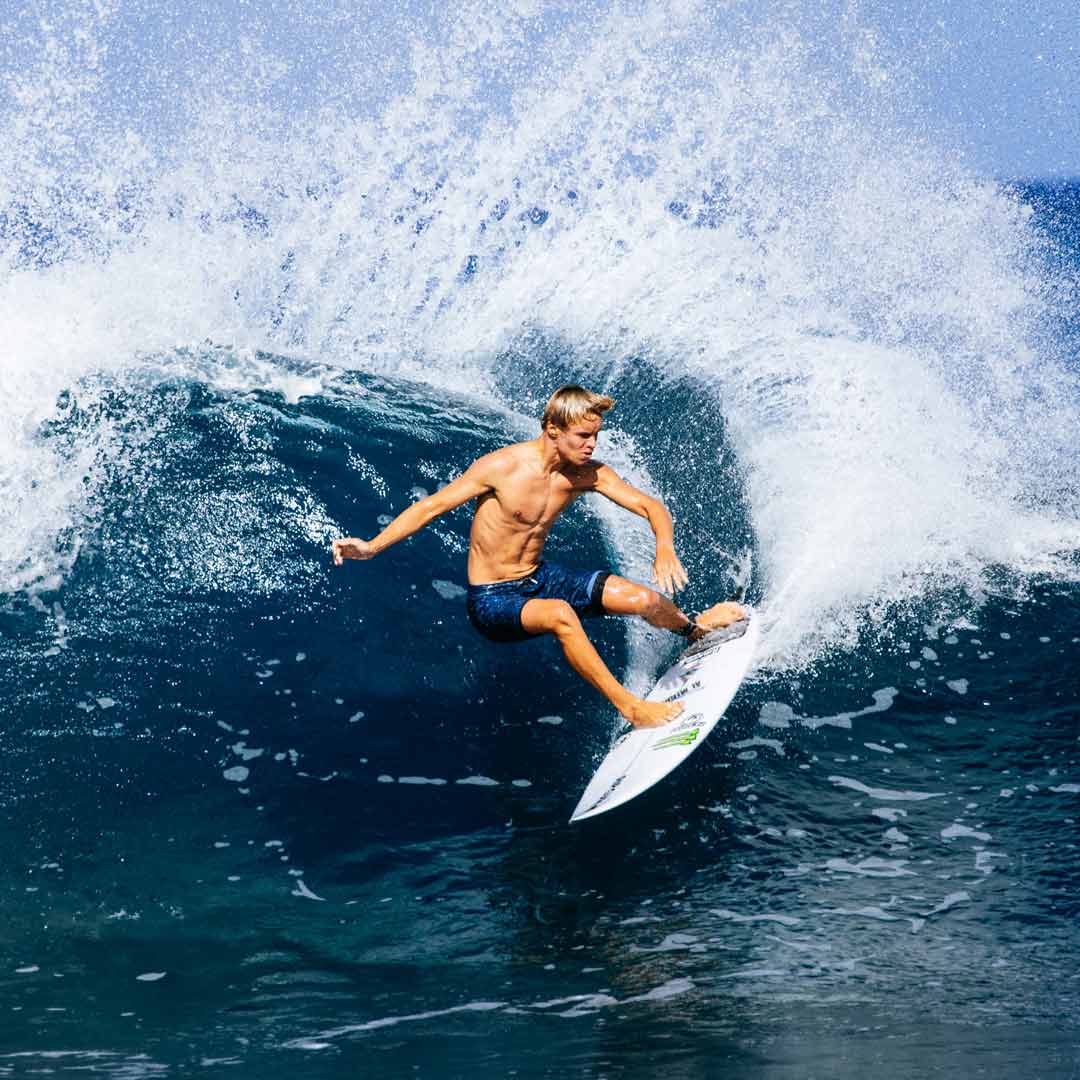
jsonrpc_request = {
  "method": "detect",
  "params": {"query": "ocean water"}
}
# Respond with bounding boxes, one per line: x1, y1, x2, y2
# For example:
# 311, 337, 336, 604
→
1, 2, 1079, 1076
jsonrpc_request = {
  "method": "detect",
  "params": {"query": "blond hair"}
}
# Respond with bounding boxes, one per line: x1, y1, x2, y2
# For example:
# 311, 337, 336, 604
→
541, 384, 615, 430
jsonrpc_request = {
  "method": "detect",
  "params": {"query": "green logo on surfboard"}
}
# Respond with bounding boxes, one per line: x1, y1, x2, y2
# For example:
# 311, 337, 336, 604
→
652, 728, 700, 750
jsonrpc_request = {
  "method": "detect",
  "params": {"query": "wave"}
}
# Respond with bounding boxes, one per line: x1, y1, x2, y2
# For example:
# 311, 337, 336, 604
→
2, 0, 1079, 672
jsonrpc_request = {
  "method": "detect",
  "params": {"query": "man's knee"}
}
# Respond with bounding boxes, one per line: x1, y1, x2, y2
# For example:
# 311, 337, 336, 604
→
626, 584, 664, 618
547, 600, 581, 637
601, 576, 667, 619
522, 599, 582, 638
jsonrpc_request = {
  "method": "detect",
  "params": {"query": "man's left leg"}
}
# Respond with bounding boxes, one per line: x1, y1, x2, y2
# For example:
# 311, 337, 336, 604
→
600, 576, 743, 637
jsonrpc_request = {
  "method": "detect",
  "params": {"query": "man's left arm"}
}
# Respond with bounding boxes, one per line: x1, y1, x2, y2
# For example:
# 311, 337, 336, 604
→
592, 464, 689, 594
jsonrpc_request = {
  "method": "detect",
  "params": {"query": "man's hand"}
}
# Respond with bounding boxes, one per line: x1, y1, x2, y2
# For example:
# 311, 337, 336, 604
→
652, 546, 689, 595
332, 537, 376, 565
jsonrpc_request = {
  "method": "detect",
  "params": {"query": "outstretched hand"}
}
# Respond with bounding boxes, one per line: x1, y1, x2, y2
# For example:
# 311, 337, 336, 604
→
332, 537, 376, 565
652, 548, 689, 595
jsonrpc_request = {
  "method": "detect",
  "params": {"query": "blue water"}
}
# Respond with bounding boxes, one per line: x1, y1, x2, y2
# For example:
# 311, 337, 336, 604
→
3, 356, 1079, 1075
2, 3, 1080, 1075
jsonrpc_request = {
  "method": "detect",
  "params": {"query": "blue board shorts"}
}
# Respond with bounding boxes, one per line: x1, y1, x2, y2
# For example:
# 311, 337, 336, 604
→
466, 561, 611, 643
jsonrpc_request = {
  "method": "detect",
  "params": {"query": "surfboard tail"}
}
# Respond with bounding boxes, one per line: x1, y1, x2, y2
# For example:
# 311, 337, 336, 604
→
569, 612, 760, 822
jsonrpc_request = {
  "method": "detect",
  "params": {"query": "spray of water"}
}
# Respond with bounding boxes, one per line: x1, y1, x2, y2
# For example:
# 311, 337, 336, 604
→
2, 0, 1078, 668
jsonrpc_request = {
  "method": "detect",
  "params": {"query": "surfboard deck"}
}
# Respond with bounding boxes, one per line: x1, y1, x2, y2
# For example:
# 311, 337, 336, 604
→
569, 611, 759, 822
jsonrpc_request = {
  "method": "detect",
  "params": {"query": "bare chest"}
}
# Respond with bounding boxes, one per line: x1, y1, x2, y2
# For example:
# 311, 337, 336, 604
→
497, 474, 580, 529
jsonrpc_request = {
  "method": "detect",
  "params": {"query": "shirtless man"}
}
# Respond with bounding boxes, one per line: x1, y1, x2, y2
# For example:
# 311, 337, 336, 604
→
332, 384, 744, 728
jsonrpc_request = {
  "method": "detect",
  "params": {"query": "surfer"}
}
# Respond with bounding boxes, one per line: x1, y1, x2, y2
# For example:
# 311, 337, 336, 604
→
332, 385, 744, 728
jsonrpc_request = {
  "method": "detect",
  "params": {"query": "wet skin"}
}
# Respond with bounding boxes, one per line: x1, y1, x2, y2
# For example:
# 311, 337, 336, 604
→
333, 414, 743, 728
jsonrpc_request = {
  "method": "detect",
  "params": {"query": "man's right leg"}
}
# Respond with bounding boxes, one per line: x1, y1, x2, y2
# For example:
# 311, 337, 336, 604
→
600, 576, 744, 637
520, 598, 682, 729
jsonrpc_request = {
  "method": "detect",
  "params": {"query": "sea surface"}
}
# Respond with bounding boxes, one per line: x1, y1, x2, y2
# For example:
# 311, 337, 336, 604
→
1, 3, 1079, 1076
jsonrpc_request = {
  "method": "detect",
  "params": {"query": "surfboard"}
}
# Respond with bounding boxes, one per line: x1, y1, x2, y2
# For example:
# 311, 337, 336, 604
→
570, 611, 759, 822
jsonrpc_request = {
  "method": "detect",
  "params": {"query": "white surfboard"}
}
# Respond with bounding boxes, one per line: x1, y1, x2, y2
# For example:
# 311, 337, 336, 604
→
570, 612, 759, 822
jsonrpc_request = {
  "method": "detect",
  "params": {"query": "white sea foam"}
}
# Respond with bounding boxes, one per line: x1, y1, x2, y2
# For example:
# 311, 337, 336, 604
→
284, 975, 691, 1046
801, 687, 900, 730
924, 891, 971, 916
828, 775, 947, 801
2, 0, 1078, 674
291, 880, 326, 902
729, 736, 785, 756
818, 905, 901, 922
431, 579, 467, 601
824, 857, 915, 877
711, 908, 801, 926
941, 823, 992, 842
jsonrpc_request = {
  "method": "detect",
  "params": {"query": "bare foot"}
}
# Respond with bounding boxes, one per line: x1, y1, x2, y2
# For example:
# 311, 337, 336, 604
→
621, 698, 684, 729
694, 601, 746, 636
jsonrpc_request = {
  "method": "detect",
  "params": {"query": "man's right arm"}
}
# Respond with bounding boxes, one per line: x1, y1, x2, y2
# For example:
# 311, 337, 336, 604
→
332, 456, 498, 565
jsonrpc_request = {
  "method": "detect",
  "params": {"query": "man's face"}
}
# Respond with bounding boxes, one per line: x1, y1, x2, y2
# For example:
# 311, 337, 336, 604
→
549, 414, 602, 466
